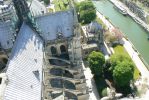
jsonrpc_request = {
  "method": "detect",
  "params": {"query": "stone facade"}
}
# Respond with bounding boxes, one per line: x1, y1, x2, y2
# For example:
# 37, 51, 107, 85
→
0, 0, 103, 99
0, 0, 18, 49
81, 21, 103, 59
43, 2, 89, 100
123, 0, 149, 24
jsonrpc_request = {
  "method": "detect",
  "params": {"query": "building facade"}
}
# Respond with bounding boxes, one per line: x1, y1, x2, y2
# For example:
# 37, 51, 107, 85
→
0, 0, 18, 49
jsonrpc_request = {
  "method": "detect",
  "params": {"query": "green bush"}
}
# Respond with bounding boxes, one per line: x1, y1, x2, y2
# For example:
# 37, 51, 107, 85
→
101, 88, 107, 97
88, 51, 105, 75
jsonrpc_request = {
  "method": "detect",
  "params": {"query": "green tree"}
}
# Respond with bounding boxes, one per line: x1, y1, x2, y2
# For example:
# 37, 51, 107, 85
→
109, 54, 134, 87
109, 54, 131, 71
113, 60, 134, 87
88, 51, 105, 75
44, 0, 50, 5
76, 1, 96, 24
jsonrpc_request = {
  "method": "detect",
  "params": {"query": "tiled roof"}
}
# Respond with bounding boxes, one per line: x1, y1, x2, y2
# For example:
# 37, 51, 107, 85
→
36, 10, 74, 41
4, 23, 43, 100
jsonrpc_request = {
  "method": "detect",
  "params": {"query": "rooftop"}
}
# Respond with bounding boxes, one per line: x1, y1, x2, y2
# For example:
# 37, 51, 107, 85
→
82, 21, 102, 38
3, 23, 43, 100
36, 9, 74, 41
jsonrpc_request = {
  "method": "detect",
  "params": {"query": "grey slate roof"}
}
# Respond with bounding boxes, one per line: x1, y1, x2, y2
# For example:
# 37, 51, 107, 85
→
36, 10, 74, 41
4, 23, 43, 100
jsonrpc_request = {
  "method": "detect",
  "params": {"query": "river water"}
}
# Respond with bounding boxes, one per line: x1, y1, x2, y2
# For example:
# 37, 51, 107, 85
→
93, 0, 149, 67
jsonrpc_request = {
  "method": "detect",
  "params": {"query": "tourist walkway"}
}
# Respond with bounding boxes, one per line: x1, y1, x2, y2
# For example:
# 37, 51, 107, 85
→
96, 11, 114, 31
123, 39, 149, 78
82, 62, 100, 100
109, 0, 149, 32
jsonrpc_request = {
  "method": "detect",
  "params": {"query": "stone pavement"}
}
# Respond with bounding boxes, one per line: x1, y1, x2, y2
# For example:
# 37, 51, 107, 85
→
123, 38, 149, 78
82, 62, 100, 100
96, 11, 114, 31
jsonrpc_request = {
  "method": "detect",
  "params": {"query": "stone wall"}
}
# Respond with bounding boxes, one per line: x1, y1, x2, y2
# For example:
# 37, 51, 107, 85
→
138, 0, 149, 8
123, 0, 149, 24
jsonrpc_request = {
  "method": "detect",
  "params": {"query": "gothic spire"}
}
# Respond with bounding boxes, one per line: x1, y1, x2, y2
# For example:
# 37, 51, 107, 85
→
12, 0, 44, 41
12, 0, 30, 27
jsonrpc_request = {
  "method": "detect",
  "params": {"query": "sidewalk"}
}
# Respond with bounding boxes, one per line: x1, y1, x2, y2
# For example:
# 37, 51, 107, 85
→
82, 62, 100, 100
96, 11, 114, 32
123, 38, 149, 78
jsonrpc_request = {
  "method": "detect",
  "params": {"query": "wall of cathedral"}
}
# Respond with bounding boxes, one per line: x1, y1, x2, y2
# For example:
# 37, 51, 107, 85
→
46, 41, 68, 56
0, 1, 18, 50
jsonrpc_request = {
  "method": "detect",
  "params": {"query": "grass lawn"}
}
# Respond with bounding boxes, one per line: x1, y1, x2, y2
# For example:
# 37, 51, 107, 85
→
52, 0, 69, 11
113, 44, 128, 55
113, 45, 140, 80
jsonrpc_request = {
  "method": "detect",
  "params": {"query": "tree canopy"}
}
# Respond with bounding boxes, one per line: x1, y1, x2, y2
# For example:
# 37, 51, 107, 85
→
76, 1, 96, 24
44, 0, 50, 5
113, 60, 134, 87
109, 54, 134, 87
109, 54, 131, 70
104, 28, 123, 44
88, 51, 105, 75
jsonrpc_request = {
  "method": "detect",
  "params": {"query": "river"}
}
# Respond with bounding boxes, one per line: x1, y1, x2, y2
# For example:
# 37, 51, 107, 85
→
93, 0, 149, 67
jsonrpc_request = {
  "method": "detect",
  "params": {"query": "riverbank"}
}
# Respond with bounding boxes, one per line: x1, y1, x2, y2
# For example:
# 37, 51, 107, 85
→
96, 10, 149, 99
96, 10, 149, 80
109, 0, 149, 33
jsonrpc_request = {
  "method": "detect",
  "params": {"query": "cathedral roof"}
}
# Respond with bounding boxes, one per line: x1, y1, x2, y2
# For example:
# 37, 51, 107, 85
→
35, 10, 74, 41
4, 23, 43, 100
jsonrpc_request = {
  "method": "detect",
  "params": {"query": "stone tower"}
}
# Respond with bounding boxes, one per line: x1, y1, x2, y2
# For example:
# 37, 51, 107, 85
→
12, 0, 43, 40
0, 0, 18, 49
12, 0, 30, 27
68, 1, 82, 65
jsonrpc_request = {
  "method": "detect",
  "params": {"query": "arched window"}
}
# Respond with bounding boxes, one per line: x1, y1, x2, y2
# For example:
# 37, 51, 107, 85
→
50, 78, 76, 90
65, 91, 78, 100
60, 45, 66, 54
50, 68, 74, 78
51, 46, 57, 56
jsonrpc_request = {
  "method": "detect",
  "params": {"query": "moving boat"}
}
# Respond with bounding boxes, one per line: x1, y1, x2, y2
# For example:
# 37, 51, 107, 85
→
114, 5, 127, 16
